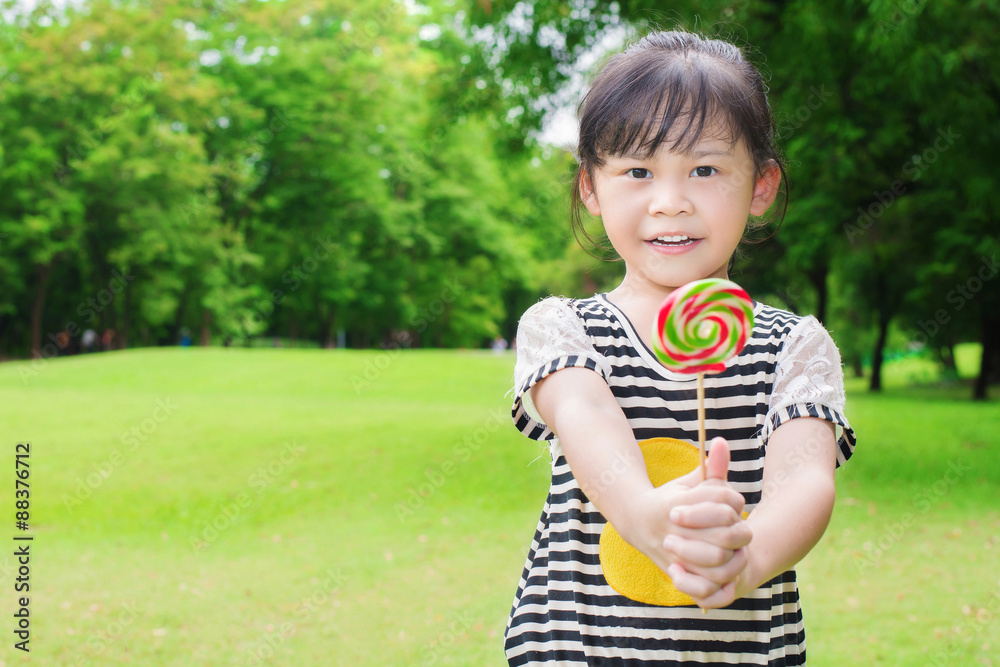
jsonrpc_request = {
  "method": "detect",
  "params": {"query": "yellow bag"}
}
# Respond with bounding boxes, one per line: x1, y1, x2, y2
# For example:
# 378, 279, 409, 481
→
598, 437, 747, 606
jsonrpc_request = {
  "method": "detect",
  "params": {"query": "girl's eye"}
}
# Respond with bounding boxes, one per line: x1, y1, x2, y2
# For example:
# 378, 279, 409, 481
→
628, 168, 651, 179
692, 166, 717, 178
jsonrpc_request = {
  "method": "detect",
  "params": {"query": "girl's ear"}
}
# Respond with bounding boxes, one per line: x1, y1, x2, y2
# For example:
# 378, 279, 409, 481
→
579, 169, 602, 217
749, 162, 781, 216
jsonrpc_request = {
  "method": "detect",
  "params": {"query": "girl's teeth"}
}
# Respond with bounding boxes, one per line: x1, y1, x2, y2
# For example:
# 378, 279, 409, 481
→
652, 235, 694, 245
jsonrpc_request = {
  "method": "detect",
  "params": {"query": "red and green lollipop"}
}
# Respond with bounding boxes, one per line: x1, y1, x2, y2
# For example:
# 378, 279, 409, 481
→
652, 278, 755, 477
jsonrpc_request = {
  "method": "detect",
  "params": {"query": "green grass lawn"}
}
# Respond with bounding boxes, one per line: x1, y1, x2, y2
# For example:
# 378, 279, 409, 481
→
0, 347, 998, 666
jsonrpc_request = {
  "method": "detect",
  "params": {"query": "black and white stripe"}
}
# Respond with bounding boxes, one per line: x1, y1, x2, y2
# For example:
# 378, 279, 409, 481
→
505, 294, 856, 666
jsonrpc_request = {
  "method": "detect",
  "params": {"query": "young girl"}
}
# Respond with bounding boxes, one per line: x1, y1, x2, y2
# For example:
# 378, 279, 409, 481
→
505, 29, 856, 665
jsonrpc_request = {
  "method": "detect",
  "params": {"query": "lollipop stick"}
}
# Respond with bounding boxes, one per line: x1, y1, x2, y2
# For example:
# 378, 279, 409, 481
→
697, 370, 707, 615
697, 371, 706, 481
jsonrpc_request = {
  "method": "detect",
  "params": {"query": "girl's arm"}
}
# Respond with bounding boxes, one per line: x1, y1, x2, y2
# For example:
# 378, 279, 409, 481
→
666, 416, 837, 608
530, 366, 752, 583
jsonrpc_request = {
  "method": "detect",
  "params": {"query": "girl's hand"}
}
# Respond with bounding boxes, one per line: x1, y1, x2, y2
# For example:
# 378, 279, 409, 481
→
666, 557, 755, 609
661, 437, 753, 609
677, 418, 838, 609
620, 438, 751, 601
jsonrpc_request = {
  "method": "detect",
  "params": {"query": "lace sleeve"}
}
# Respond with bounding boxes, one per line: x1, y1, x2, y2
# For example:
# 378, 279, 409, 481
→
510, 297, 613, 441
760, 316, 857, 467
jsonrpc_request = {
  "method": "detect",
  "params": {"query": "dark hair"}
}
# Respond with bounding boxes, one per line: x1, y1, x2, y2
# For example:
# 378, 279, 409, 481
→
571, 29, 787, 258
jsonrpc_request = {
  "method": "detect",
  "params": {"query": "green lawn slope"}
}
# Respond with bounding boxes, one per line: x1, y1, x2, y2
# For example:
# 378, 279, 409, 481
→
0, 348, 997, 665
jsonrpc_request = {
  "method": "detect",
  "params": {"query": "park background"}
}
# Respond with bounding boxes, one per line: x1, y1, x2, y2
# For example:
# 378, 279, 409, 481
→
0, 0, 999, 664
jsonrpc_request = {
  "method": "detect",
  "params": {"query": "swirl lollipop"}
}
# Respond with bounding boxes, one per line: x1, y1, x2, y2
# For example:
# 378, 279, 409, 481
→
651, 278, 755, 478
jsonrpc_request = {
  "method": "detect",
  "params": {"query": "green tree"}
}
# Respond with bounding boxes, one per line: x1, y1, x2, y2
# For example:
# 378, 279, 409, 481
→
0, 0, 264, 355
470, 0, 1000, 396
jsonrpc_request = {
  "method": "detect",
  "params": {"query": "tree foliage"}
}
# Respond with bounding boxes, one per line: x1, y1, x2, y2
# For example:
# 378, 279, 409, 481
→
2, 0, 998, 398
471, 0, 1000, 397
0, 0, 567, 357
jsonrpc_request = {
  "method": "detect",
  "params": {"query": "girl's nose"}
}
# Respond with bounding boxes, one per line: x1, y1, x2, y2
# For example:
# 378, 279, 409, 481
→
648, 178, 693, 217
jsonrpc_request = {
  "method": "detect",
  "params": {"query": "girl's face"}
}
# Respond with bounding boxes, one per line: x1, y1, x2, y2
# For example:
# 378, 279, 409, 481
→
580, 130, 779, 299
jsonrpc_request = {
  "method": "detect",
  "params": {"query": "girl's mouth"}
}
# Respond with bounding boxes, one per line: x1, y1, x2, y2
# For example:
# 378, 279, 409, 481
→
649, 234, 698, 247
647, 235, 701, 253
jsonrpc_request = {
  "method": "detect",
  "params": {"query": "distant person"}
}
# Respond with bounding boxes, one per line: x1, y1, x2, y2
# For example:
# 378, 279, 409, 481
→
179, 328, 192, 347
503, 29, 857, 665
491, 336, 508, 353
101, 328, 116, 351
81, 328, 97, 353
55, 330, 71, 356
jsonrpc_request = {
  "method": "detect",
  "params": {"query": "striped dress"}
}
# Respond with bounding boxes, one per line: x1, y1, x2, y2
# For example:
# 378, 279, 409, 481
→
505, 294, 856, 666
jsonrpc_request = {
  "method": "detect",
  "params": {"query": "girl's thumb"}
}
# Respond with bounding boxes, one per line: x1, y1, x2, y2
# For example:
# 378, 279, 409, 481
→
705, 437, 731, 482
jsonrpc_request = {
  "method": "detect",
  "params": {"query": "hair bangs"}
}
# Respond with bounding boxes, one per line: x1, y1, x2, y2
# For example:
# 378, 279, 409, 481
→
583, 54, 749, 166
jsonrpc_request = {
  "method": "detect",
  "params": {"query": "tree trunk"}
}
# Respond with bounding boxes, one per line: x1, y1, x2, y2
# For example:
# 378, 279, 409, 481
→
775, 288, 801, 315
316, 302, 333, 348
200, 310, 212, 346
167, 288, 190, 345
973, 307, 1000, 400
990, 340, 1000, 385
937, 343, 957, 378
815, 271, 828, 325
852, 355, 864, 378
30, 262, 54, 359
328, 307, 337, 348
433, 304, 451, 348
870, 314, 889, 391
869, 270, 890, 392
101, 276, 117, 340
119, 283, 130, 349
807, 262, 828, 324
